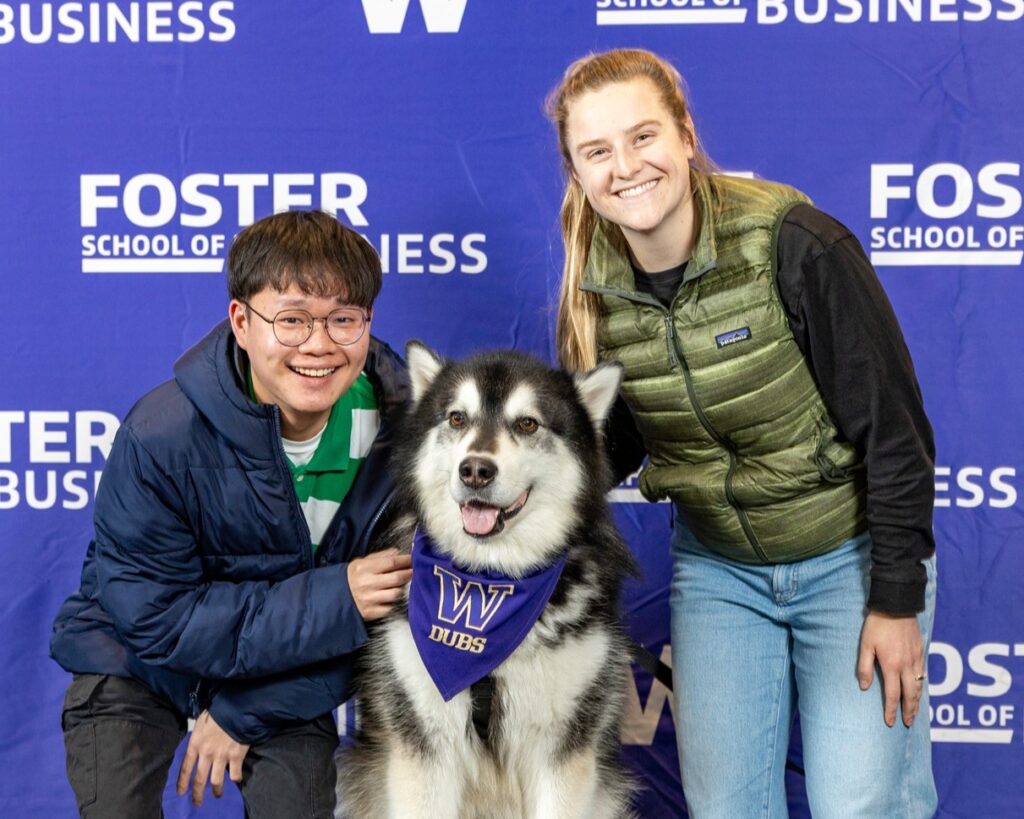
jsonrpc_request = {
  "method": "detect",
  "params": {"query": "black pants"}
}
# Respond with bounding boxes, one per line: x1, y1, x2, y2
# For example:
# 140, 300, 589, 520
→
61, 674, 338, 819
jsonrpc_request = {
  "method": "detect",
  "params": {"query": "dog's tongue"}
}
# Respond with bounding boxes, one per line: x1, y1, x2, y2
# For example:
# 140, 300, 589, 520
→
462, 503, 500, 536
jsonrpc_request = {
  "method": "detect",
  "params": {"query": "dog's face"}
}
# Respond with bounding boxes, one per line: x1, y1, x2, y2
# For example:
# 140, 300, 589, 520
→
401, 343, 621, 577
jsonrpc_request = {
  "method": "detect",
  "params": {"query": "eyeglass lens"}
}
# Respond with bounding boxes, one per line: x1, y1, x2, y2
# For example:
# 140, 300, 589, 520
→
272, 309, 366, 346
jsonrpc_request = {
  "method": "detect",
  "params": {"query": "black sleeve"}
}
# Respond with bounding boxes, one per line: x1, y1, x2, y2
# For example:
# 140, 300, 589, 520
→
776, 204, 936, 614
606, 395, 647, 486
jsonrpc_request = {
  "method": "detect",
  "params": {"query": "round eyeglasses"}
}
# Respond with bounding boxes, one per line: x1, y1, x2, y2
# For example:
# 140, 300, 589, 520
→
243, 302, 369, 347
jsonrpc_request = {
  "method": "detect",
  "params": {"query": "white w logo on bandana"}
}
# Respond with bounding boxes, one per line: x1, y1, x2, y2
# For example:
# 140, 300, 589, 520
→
434, 566, 513, 632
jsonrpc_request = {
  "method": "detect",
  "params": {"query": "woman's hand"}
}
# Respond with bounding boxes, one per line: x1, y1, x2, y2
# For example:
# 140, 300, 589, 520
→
857, 612, 927, 728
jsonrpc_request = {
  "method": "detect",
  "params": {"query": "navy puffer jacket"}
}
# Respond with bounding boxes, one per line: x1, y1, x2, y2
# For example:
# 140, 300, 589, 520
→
50, 320, 409, 742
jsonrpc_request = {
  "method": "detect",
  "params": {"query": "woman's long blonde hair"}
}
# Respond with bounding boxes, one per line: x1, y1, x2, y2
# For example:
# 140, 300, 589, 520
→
546, 49, 716, 371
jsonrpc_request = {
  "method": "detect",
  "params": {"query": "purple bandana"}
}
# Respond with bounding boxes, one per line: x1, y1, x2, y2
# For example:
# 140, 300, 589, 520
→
407, 529, 567, 701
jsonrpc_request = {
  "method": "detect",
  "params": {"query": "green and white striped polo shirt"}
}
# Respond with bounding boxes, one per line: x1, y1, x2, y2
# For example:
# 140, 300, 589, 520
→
274, 373, 380, 552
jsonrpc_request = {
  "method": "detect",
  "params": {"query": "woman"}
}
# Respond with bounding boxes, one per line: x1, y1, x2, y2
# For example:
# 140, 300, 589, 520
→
547, 49, 937, 818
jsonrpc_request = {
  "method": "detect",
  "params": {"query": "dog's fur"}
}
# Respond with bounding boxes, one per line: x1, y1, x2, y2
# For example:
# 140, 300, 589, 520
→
338, 343, 637, 819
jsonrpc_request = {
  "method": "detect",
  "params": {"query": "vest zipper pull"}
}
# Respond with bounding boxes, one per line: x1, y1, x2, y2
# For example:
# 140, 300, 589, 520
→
663, 315, 683, 371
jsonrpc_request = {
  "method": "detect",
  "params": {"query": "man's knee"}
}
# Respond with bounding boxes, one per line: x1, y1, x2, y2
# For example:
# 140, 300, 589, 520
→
240, 715, 338, 819
61, 674, 185, 818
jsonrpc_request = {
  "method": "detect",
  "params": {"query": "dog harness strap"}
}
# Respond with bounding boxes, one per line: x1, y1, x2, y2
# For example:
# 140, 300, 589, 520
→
629, 639, 674, 691
470, 676, 494, 741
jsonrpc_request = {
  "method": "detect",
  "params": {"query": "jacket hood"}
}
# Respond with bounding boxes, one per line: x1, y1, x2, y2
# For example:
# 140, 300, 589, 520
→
173, 320, 275, 457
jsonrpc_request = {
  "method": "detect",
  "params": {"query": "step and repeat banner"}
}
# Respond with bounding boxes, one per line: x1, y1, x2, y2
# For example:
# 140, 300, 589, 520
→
2, 2, 1022, 816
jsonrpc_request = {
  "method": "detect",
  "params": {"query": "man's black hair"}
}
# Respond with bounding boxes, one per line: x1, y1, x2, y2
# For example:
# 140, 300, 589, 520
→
227, 210, 381, 308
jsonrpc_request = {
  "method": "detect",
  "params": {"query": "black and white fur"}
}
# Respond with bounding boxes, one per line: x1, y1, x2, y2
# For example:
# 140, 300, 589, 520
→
338, 342, 637, 819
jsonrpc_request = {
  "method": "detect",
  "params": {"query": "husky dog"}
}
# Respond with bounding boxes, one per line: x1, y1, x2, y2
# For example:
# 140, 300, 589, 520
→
339, 342, 637, 819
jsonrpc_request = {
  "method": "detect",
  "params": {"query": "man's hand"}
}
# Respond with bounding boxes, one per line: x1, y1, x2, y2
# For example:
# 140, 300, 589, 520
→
857, 611, 927, 728
348, 548, 413, 621
176, 710, 250, 806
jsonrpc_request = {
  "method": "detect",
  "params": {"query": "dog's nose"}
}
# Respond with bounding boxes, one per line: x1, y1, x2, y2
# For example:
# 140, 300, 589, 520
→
459, 457, 497, 489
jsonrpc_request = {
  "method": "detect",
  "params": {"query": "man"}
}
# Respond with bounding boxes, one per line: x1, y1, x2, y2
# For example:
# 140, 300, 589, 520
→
50, 210, 412, 817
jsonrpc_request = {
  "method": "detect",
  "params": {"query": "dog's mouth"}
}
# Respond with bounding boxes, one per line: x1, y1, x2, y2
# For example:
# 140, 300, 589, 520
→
460, 490, 530, 538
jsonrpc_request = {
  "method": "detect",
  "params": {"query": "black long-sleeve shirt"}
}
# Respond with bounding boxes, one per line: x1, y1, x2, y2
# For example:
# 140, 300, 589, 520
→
610, 204, 935, 615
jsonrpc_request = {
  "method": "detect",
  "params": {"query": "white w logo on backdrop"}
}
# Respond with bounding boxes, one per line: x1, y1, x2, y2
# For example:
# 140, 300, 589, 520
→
361, 0, 468, 33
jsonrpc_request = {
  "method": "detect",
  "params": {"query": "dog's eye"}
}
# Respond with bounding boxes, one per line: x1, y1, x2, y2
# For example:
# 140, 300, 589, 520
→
448, 411, 466, 429
516, 417, 539, 434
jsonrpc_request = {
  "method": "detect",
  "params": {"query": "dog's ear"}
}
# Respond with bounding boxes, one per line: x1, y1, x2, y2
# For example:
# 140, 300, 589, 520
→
573, 362, 623, 429
406, 340, 444, 403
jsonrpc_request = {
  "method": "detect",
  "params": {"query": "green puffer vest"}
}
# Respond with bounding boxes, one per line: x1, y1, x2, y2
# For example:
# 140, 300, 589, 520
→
581, 174, 866, 564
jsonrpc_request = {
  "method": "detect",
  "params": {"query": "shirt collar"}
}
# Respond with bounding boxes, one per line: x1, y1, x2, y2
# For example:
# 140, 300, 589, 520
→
303, 393, 351, 473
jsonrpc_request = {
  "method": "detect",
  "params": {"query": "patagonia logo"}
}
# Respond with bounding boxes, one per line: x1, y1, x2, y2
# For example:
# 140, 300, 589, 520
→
715, 327, 752, 349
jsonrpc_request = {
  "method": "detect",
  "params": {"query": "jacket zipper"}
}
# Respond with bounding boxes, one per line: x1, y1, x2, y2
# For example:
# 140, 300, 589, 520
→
319, 486, 395, 566
660, 311, 769, 562
361, 489, 395, 554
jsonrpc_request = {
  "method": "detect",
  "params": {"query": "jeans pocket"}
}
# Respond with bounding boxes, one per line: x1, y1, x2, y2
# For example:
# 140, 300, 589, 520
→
64, 722, 98, 811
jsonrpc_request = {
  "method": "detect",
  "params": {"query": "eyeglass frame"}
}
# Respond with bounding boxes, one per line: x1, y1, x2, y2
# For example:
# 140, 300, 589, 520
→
242, 301, 370, 347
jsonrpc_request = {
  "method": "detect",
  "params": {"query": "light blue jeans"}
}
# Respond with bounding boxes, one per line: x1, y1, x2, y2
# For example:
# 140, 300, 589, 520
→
670, 522, 937, 819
